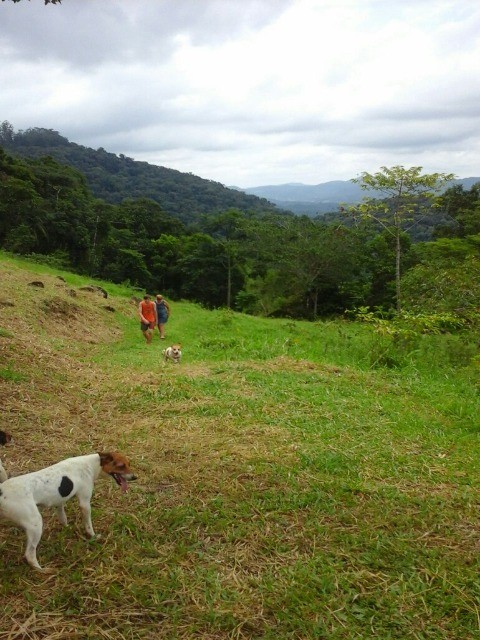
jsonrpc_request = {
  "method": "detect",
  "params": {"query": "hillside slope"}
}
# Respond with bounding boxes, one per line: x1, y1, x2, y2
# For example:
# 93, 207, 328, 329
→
1, 126, 283, 223
1, 254, 479, 639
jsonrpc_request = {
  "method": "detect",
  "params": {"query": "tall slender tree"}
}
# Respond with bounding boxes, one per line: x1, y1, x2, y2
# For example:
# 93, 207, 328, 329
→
348, 166, 455, 312
202, 210, 249, 308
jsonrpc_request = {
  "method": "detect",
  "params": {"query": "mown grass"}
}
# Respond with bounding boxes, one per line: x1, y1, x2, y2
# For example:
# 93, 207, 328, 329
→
0, 254, 479, 639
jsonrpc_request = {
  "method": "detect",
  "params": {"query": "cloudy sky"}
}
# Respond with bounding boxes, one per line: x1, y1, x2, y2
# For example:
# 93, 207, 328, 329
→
1, 0, 479, 187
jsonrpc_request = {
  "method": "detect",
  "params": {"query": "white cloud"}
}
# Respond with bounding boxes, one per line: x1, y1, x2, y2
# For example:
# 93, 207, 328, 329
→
0, 0, 479, 186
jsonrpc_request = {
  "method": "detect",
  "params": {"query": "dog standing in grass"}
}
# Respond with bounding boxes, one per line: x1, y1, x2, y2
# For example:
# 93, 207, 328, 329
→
163, 343, 182, 364
0, 451, 136, 571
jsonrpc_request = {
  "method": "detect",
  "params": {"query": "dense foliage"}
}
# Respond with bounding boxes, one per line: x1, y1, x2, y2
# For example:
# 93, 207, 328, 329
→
1, 124, 479, 322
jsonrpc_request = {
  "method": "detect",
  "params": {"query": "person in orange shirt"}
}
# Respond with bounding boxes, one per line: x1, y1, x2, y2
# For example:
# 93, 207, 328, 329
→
138, 294, 157, 344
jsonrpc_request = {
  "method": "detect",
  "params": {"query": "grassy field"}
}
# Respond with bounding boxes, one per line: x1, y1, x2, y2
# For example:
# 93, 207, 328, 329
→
0, 252, 479, 639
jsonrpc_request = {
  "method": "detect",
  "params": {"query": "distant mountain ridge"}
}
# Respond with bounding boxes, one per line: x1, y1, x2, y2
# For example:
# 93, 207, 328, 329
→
245, 180, 365, 203
2, 123, 478, 220
243, 177, 480, 215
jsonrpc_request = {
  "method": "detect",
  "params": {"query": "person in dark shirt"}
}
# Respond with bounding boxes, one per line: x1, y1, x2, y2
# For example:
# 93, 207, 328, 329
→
155, 294, 171, 340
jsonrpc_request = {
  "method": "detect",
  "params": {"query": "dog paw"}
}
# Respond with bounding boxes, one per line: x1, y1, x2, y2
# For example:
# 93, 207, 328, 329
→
88, 533, 102, 543
38, 566, 57, 575
26, 559, 56, 575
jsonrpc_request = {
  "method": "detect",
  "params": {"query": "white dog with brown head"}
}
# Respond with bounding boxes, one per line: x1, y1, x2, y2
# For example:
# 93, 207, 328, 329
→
0, 451, 136, 571
163, 343, 182, 364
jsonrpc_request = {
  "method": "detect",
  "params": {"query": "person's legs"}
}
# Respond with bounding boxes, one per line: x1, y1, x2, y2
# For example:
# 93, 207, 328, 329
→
158, 322, 166, 339
147, 322, 155, 343
141, 322, 153, 343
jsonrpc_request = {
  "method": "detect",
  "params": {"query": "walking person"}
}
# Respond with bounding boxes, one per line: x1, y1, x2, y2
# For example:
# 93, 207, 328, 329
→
155, 294, 170, 340
138, 294, 157, 344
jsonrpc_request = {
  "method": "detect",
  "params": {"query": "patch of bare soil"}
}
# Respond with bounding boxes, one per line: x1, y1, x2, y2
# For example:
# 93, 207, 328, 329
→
0, 266, 123, 345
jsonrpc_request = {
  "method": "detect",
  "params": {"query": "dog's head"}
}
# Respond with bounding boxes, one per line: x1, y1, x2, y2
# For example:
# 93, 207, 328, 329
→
170, 343, 182, 358
0, 430, 12, 446
99, 452, 137, 492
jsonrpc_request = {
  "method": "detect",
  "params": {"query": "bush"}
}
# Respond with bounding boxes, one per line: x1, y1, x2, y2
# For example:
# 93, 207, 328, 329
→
24, 251, 71, 269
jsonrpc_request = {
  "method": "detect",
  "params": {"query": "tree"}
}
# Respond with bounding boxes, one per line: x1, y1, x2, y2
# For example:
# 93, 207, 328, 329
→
201, 210, 250, 308
238, 214, 367, 318
435, 183, 480, 238
176, 234, 244, 308
0, 121, 15, 145
0, 147, 43, 247
402, 236, 480, 320
149, 234, 183, 294
277, 217, 363, 318
102, 248, 152, 288
2, 1, 61, 4
347, 166, 455, 312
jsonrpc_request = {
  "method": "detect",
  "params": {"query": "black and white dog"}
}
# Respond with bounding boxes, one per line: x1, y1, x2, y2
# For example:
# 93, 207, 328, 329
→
0, 451, 136, 571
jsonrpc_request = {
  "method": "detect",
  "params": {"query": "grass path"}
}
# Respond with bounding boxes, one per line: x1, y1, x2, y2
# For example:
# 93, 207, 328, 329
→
1, 255, 479, 639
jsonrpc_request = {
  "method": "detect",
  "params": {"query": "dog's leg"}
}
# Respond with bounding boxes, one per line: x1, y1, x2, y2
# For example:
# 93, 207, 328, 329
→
56, 504, 68, 526
0, 498, 49, 571
24, 518, 44, 571
22, 508, 49, 571
77, 491, 95, 538
0, 461, 7, 483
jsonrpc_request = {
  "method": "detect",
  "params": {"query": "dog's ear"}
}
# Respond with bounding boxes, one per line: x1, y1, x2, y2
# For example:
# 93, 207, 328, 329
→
0, 430, 11, 446
99, 452, 114, 466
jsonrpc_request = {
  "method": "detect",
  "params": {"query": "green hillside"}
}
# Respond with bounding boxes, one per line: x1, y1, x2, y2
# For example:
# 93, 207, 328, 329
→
1, 253, 479, 639
0, 123, 283, 223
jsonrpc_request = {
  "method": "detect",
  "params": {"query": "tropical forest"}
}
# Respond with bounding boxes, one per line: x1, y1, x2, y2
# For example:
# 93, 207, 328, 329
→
1, 121, 479, 326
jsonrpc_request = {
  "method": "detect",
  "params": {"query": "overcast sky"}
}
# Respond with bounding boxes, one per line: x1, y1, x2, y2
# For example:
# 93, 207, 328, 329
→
1, 0, 479, 187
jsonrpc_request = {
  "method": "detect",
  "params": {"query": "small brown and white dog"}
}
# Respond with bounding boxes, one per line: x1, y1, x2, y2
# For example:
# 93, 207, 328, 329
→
0, 451, 136, 571
163, 343, 182, 364
0, 430, 12, 483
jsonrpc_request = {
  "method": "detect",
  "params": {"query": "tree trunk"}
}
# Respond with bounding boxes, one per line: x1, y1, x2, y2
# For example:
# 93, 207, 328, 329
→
394, 177, 404, 313
313, 289, 319, 319
226, 252, 232, 308
395, 226, 401, 312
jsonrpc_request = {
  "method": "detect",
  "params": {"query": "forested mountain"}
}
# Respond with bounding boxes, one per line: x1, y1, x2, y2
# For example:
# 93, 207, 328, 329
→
0, 123, 282, 224
1, 121, 479, 321
244, 177, 480, 215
